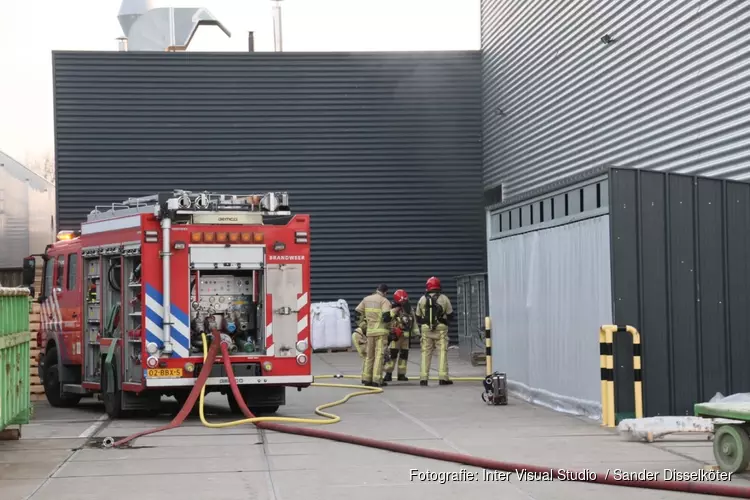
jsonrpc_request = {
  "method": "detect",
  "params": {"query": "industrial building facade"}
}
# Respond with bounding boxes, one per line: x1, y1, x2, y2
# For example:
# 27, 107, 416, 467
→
52, 51, 485, 340
481, 0, 750, 419
0, 151, 56, 283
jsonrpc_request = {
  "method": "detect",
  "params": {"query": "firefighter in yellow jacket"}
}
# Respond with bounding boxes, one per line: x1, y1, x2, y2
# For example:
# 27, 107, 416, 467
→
352, 325, 392, 366
416, 276, 454, 386
355, 284, 392, 386
352, 326, 367, 358
383, 289, 418, 382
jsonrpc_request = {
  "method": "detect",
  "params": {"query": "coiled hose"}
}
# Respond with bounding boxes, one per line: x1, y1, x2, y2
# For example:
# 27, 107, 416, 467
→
109, 333, 750, 498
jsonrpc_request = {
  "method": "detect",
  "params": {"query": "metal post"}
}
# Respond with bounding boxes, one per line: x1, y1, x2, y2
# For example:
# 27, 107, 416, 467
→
484, 316, 492, 376
599, 326, 615, 427
628, 325, 644, 419
248, 31, 255, 52
599, 324, 643, 427
272, 0, 283, 52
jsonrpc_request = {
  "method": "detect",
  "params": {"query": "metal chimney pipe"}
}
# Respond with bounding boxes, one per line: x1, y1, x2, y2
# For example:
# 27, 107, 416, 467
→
272, 0, 283, 52
248, 31, 255, 52
117, 37, 128, 51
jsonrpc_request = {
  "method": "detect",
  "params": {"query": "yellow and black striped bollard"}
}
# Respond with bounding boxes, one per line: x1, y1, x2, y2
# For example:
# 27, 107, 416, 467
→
485, 316, 492, 376
599, 326, 615, 427
623, 325, 644, 420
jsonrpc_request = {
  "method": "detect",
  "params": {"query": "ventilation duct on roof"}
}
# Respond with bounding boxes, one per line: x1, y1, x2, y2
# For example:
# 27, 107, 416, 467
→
117, 0, 230, 51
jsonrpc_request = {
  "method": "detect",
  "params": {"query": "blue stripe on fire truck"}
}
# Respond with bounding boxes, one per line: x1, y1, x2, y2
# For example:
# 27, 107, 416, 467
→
144, 283, 191, 358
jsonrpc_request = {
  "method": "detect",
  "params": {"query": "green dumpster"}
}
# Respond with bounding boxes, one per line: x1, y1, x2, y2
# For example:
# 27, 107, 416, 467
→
0, 287, 32, 432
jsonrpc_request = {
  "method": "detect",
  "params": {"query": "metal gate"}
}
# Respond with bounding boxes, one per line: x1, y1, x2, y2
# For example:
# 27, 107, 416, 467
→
456, 273, 487, 362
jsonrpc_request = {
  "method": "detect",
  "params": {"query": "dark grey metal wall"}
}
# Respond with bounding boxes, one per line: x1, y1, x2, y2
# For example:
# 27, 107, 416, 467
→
52, 51, 484, 335
610, 167, 750, 418
480, 0, 750, 207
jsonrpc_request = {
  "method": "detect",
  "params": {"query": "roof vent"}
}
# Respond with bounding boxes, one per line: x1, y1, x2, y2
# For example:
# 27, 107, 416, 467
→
117, 0, 231, 51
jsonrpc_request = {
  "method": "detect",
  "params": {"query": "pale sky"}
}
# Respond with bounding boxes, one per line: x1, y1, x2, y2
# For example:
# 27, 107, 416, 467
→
0, 0, 480, 170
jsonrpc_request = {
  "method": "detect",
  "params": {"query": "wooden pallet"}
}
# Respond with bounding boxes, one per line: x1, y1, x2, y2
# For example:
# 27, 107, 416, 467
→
470, 352, 487, 366
29, 298, 45, 399
27, 267, 45, 401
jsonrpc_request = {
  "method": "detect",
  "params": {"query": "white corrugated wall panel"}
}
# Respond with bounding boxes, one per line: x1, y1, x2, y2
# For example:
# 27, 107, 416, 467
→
481, 0, 750, 201
487, 216, 612, 416
27, 185, 56, 256
0, 165, 30, 269
0, 152, 56, 268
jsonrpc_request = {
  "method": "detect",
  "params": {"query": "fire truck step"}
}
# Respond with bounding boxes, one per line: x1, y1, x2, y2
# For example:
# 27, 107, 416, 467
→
313, 348, 351, 354
63, 384, 90, 395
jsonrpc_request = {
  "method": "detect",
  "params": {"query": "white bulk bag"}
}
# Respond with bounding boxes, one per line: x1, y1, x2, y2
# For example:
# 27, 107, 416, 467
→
310, 300, 353, 350
333, 299, 352, 349
310, 303, 328, 350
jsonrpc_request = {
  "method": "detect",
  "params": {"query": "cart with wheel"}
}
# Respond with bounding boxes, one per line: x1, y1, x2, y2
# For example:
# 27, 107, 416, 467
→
694, 401, 750, 473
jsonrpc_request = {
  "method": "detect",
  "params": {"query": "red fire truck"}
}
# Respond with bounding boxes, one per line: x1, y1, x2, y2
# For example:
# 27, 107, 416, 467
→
24, 190, 312, 418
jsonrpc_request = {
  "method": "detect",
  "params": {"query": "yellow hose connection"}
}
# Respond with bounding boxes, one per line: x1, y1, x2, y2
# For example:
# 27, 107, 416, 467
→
198, 333, 383, 428
197, 333, 484, 429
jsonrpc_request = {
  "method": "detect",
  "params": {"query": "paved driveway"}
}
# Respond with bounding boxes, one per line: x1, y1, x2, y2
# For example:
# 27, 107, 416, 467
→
0, 351, 745, 499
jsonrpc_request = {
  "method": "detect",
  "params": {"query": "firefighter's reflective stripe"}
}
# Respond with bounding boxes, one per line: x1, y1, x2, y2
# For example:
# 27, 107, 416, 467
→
144, 284, 190, 358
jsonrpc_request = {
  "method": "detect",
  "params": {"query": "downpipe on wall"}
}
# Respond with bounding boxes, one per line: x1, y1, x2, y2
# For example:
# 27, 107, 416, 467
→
107, 333, 750, 498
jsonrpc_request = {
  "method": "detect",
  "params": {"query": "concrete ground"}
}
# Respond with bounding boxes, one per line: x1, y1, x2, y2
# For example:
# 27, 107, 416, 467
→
1, 349, 747, 500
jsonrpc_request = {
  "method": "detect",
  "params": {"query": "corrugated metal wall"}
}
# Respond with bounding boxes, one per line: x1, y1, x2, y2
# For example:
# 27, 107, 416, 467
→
481, 0, 750, 204
487, 214, 612, 418
610, 168, 750, 418
52, 51, 484, 330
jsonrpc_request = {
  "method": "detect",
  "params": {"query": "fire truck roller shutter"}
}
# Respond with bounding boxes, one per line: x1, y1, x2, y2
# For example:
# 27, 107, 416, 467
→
144, 283, 191, 358
189, 245, 264, 271
265, 263, 303, 358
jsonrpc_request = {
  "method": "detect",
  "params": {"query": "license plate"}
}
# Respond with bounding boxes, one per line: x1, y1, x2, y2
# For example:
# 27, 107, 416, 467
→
147, 368, 183, 378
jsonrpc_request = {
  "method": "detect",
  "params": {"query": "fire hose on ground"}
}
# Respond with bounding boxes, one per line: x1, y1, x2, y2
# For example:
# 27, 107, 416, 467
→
105, 331, 750, 498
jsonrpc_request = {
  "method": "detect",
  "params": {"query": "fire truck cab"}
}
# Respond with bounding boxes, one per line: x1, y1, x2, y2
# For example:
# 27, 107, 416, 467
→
25, 190, 312, 418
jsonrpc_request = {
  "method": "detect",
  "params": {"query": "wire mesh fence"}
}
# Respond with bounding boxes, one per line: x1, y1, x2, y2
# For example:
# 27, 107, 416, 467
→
455, 273, 488, 364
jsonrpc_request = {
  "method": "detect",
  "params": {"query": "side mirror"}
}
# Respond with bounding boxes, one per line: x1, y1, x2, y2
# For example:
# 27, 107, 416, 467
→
22, 257, 36, 296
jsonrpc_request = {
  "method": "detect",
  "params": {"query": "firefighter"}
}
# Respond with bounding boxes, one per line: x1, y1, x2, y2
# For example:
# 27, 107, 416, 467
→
415, 276, 454, 386
383, 289, 417, 382
352, 326, 366, 359
353, 325, 392, 366
355, 284, 392, 387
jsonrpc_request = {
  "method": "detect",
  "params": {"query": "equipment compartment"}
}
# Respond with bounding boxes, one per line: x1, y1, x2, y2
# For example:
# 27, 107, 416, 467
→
189, 270, 265, 355
123, 246, 143, 383
82, 253, 101, 383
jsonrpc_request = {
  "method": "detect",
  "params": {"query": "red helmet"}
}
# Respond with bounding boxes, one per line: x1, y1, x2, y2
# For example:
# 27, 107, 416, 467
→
426, 276, 441, 291
393, 289, 408, 304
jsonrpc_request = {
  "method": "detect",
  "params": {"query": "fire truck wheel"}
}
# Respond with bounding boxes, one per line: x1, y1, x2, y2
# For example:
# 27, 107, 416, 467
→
43, 347, 81, 408
101, 357, 123, 418
227, 392, 242, 414
226, 392, 279, 416
251, 405, 280, 416
173, 391, 198, 415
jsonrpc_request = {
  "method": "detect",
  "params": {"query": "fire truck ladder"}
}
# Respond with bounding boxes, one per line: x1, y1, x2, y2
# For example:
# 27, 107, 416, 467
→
87, 189, 292, 222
